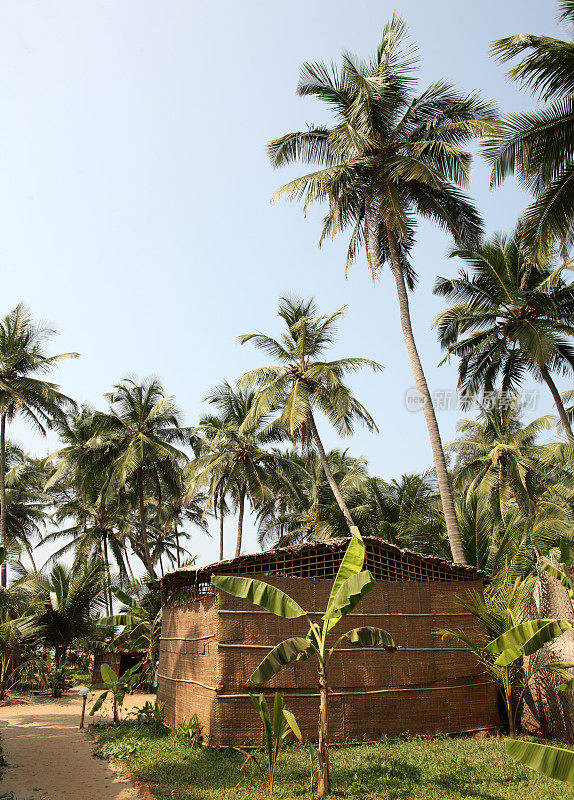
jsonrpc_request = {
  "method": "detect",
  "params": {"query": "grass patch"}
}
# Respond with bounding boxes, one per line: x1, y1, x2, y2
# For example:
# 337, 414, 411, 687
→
95, 723, 574, 799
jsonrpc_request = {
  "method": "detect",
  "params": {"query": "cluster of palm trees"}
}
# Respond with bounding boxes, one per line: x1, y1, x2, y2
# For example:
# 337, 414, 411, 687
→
2, 3, 574, 699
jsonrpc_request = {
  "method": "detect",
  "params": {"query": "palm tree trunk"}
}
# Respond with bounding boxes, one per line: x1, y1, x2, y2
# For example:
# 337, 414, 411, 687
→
123, 545, 136, 583
317, 665, 330, 796
235, 485, 246, 558
174, 525, 181, 568
137, 467, 155, 577
102, 534, 113, 616
385, 228, 467, 564
540, 364, 574, 442
26, 544, 37, 573
219, 509, 225, 561
0, 412, 7, 588
307, 411, 356, 533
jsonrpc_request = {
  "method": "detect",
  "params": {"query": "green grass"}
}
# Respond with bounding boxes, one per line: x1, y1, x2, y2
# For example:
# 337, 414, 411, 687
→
95, 723, 574, 799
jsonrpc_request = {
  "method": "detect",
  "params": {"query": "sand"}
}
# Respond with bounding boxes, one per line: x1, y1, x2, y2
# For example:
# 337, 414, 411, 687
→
0, 688, 155, 800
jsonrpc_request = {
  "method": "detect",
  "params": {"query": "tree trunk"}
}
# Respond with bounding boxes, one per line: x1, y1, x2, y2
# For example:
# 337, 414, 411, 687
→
235, 485, 246, 558
174, 524, 181, 568
540, 364, 574, 442
307, 410, 356, 533
385, 228, 467, 564
0, 412, 7, 588
137, 467, 155, 577
123, 546, 136, 583
317, 666, 330, 796
102, 534, 113, 616
219, 508, 225, 561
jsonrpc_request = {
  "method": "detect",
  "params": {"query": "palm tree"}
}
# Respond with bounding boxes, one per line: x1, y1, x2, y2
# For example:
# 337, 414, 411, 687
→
447, 396, 553, 520
257, 448, 371, 546
239, 296, 381, 534
484, 1, 574, 253
43, 495, 135, 614
3, 446, 50, 570
267, 18, 496, 563
91, 379, 189, 577
0, 304, 78, 587
433, 230, 574, 439
187, 382, 286, 557
23, 559, 106, 669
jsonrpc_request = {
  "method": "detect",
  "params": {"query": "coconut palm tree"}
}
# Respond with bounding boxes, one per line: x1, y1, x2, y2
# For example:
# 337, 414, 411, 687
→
433, 230, 574, 439
447, 396, 553, 520
3, 446, 50, 570
484, 1, 574, 253
0, 304, 78, 587
90, 379, 189, 578
267, 18, 496, 563
187, 383, 286, 557
23, 559, 106, 669
256, 448, 371, 546
239, 297, 381, 534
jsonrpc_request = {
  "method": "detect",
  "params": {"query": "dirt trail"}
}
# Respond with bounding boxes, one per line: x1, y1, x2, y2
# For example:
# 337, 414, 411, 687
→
0, 689, 155, 800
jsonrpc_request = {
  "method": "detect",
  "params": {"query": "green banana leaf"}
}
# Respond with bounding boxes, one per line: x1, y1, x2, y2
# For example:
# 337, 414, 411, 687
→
485, 619, 574, 666
251, 694, 273, 761
324, 570, 375, 624
282, 707, 302, 742
325, 533, 365, 618
112, 587, 139, 608
211, 575, 306, 618
342, 626, 397, 650
250, 636, 311, 685
539, 562, 574, 599
90, 690, 109, 715
506, 738, 574, 785
100, 663, 119, 685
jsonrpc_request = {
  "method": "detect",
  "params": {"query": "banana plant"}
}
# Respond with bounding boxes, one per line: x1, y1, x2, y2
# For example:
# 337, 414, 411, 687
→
211, 529, 397, 796
247, 692, 302, 793
90, 661, 142, 722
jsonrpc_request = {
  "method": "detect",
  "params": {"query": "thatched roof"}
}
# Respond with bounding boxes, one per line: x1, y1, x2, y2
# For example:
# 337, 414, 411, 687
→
151, 536, 487, 590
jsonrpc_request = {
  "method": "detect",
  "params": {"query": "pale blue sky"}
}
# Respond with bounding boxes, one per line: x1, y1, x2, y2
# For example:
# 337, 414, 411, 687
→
0, 0, 567, 568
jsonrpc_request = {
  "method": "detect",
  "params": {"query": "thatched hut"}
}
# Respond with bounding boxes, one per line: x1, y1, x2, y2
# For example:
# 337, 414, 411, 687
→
153, 537, 498, 745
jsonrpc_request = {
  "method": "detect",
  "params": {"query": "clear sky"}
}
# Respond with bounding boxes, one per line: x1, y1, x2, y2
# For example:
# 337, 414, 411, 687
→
0, 0, 567, 569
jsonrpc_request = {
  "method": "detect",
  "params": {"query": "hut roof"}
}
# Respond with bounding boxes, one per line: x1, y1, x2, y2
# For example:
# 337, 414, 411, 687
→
152, 536, 487, 593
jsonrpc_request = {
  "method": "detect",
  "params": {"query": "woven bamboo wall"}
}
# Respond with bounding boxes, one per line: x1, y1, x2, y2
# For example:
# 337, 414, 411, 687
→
157, 576, 499, 745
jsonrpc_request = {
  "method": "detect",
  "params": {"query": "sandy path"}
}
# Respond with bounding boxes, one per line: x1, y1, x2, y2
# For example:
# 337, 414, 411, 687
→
0, 689, 155, 800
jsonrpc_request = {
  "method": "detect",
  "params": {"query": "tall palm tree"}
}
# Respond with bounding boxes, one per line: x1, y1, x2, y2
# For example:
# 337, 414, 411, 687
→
267, 18, 496, 563
484, 1, 574, 253
0, 304, 77, 587
447, 396, 553, 520
239, 296, 381, 534
91, 379, 189, 577
187, 382, 285, 557
433, 230, 574, 439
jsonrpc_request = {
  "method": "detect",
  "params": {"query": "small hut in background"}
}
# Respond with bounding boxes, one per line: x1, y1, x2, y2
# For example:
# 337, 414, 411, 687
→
153, 537, 498, 745
92, 651, 143, 685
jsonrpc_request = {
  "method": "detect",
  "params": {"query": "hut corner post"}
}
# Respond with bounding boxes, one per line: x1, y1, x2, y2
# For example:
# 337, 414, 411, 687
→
318, 665, 330, 796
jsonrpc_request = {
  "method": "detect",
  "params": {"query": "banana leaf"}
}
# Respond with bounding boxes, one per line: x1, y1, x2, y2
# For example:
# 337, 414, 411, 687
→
90, 690, 109, 715
282, 707, 302, 742
100, 663, 118, 685
505, 738, 574, 785
250, 636, 311, 685
211, 575, 306, 619
323, 570, 375, 624
325, 532, 365, 619
485, 619, 574, 666
342, 626, 397, 650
